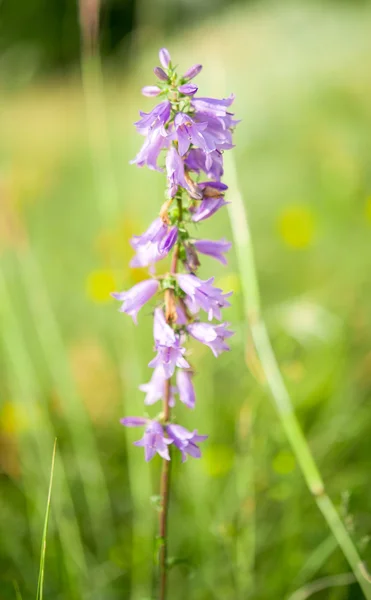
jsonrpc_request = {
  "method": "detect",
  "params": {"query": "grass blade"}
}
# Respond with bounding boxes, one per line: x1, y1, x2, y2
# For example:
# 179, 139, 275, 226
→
36, 439, 57, 600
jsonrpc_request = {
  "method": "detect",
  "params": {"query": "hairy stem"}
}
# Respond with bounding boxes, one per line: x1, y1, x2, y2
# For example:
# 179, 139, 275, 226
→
225, 154, 371, 599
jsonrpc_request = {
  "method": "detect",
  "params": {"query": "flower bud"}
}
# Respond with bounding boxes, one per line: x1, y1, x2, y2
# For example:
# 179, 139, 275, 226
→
178, 83, 198, 96
183, 64, 202, 81
154, 66, 168, 81
159, 48, 171, 69
141, 85, 161, 97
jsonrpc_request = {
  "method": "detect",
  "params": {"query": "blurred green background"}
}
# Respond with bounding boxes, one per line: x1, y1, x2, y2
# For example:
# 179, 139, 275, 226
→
1, 0, 371, 598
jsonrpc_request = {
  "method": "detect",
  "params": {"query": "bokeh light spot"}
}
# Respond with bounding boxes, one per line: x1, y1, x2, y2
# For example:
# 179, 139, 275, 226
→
278, 205, 315, 249
86, 270, 116, 303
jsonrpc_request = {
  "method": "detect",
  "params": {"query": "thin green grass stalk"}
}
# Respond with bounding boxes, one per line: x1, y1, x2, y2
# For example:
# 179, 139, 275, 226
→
0, 266, 87, 596
225, 153, 371, 599
36, 439, 57, 600
288, 572, 356, 600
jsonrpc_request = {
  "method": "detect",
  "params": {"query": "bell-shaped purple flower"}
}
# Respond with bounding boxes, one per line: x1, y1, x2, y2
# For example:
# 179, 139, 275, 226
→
176, 369, 195, 409
130, 219, 176, 268
139, 366, 176, 407
177, 274, 232, 321
158, 226, 178, 255
149, 341, 190, 379
166, 424, 207, 462
173, 113, 212, 157
159, 48, 171, 69
191, 197, 229, 223
183, 63, 202, 81
134, 101, 171, 136
178, 83, 198, 96
142, 85, 161, 97
112, 279, 159, 324
131, 127, 169, 171
153, 307, 176, 346
185, 148, 224, 180
191, 94, 235, 118
121, 417, 172, 461
166, 145, 191, 197
187, 321, 234, 357
193, 238, 232, 265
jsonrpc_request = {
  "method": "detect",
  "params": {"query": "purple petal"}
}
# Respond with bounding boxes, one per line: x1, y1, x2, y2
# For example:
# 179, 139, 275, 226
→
183, 64, 202, 81
121, 417, 147, 427
178, 83, 198, 95
154, 66, 168, 81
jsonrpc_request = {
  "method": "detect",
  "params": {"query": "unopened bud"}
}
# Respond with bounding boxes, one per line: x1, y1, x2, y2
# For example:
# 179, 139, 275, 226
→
141, 85, 161, 97
183, 64, 202, 81
154, 67, 168, 81
159, 48, 171, 69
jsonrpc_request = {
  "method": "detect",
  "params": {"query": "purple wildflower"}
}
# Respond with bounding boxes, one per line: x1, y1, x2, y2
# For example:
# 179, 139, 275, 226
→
130, 128, 169, 171
130, 219, 175, 268
191, 197, 229, 223
185, 148, 224, 180
112, 279, 159, 324
149, 341, 190, 379
166, 424, 207, 462
192, 94, 235, 118
139, 367, 176, 407
134, 101, 171, 136
173, 113, 212, 157
121, 418, 172, 461
177, 274, 232, 321
193, 238, 232, 265
188, 321, 234, 357
158, 226, 178, 255
176, 369, 196, 409
166, 145, 191, 197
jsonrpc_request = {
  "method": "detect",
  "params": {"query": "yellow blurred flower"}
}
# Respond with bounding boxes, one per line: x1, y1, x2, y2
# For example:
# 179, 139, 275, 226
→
86, 270, 116, 303
0, 401, 28, 435
278, 205, 315, 249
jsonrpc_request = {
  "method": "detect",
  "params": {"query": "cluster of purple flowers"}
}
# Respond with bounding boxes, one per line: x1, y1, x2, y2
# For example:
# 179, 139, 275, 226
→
113, 48, 238, 462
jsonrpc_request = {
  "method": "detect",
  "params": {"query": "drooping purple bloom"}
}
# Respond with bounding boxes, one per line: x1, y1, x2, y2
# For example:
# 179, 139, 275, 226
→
142, 85, 162, 97
159, 48, 171, 69
154, 66, 168, 81
121, 418, 172, 461
112, 279, 159, 324
176, 369, 195, 409
139, 366, 176, 407
166, 145, 191, 197
188, 321, 234, 357
158, 226, 178, 255
183, 63, 202, 81
134, 101, 171, 136
153, 307, 176, 346
185, 148, 224, 180
177, 274, 232, 321
191, 197, 229, 223
131, 127, 169, 171
193, 238, 232, 265
130, 218, 172, 268
178, 83, 198, 96
198, 181, 228, 193
166, 424, 207, 462
149, 341, 190, 379
191, 94, 235, 118
173, 113, 212, 157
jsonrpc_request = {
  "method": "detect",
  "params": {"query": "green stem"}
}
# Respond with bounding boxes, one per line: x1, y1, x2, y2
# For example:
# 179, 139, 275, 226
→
225, 154, 371, 598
